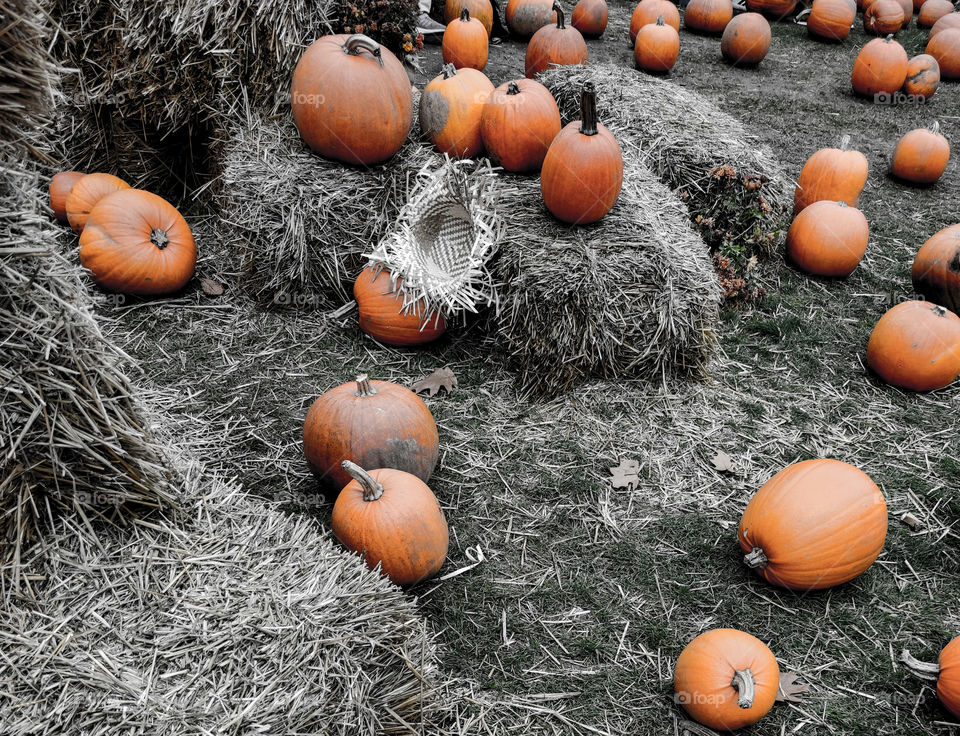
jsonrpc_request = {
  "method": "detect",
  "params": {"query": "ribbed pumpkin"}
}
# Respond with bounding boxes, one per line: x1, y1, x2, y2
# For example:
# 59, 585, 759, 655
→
332, 461, 448, 586
79, 189, 196, 295
892, 122, 951, 184
794, 136, 869, 214
864, 0, 904, 34
571, 0, 609, 35
506, 0, 558, 36
926, 28, 960, 79
303, 374, 440, 491
891, 0, 914, 25
746, 0, 797, 19
353, 266, 447, 346
919, 0, 955, 26
851, 34, 909, 98
443, 8, 489, 70
445, 0, 494, 34
65, 173, 131, 233
929, 12, 960, 39
540, 82, 623, 224
525, 2, 588, 79
480, 78, 562, 172
674, 629, 780, 731
807, 0, 857, 40
635, 16, 681, 71
49, 171, 85, 223
739, 459, 888, 590
721, 13, 771, 65
685, 0, 734, 33
786, 200, 869, 277
420, 64, 494, 158
912, 224, 960, 314
291, 34, 412, 165
631, 0, 681, 40
867, 300, 960, 391
903, 54, 940, 99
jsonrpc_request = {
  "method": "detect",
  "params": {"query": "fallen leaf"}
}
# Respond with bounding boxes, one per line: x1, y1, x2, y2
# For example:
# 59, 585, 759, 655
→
201, 278, 224, 296
412, 366, 457, 397
711, 451, 736, 473
776, 672, 810, 703
608, 458, 640, 491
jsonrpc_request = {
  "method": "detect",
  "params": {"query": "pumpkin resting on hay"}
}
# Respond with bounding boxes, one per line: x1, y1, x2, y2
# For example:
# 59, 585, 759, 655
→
354, 266, 447, 346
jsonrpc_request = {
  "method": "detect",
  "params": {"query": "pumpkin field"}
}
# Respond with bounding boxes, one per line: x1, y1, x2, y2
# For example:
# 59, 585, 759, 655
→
2, 0, 960, 733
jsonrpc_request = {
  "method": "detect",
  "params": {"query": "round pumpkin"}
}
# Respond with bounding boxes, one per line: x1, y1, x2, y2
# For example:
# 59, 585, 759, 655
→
78, 189, 196, 295
674, 629, 780, 731
807, 0, 857, 40
864, 0, 904, 34
635, 16, 680, 71
892, 122, 950, 185
867, 300, 960, 391
480, 78, 562, 172
912, 224, 960, 314
443, 8, 489, 70
65, 173, 131, 233
631, 0, 681, 40
684, 0, 734, 33
746, 0, 797, 19
794, 136, 869, 214
49, 171, 85, 223
739, 459, 888, 590
353, 266, 447, 346
332, 461, 448, 586
571, 0, 609, 35
445, 0, 494, 34
291, 34, 412, 165
929, 12, 960, 39
303, 374, 440, 491
506, 0, 558, 36
919, 0, 955, 26
420, 64, 495, 158
525, 2, 589, 79
540, 82, 623, 224
786, 200, 869, 277
721, 13, 771, 65
891, 0, 914, 25
903, 54, 940, 100
851, 35, 909, 98
926, 28, 960, 80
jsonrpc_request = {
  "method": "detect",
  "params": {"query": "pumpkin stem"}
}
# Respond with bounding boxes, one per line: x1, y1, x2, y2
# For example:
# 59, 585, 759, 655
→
839, 134, 851, 150
731, 669, 756, 709
341, 460, 385, 502
930, 304, 947, 318
343, 34, 384, 67
507, 81, 521, 95
460, 6, 471, 21
899, 649, 941, 681
579, 82, 598, 137
656, 14, 665, 25
354, 373, 378, 397
930, 121, 940, 136
150, 228, 169, 250
442, 62, 457, 79
553, 1, 565, 29
743, 546, 769, 569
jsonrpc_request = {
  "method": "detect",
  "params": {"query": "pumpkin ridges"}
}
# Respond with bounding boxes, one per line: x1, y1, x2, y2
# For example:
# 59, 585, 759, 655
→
852, 34, 909, 97
892, 121, 951, 184
786, 199, 869, 277
793, 136, 870, 214
506, 0, 559, 36
420, 64, 495, 158
807, 0, 857, 40
443, 7, 490, 70
864, 0, 905, 34
929, 12, 960, 39
685, 0, 734, 33
65, 172, 131, 233
353, 266, 447, 346
867, 300, 960, 391
444, 0, 494, 34
912, 224, 960, 314
631, 0, 681, 39
571, 0, 609, 35
926, 28, 960, 80
49, 171, 85, 222
720, 12, 771, 65
524, 2, 589, 78
480, 78, 562, 172
635, 15, 681, 72
918, 0, 955, 26
903, 54, 940, 100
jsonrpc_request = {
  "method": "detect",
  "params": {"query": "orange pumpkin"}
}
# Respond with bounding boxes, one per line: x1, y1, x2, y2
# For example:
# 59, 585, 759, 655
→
864, 0, 904, 34
746, 0, 797, 19
851, 35, 909, 98
929, 12, 960, 39
506, 0, 558, 36
445, 0, 494, 34
540, 82, 623, 224
721, 13, 771, 65
303, 374, 439, 491
940, 638, 960, 718
571, 0, 609, 35
353, 266, 447, 346
65, 173, 131, 233
903, 54, 940, 100
525, 2, 589, 79
786, 200, 869, 277
739, 459, 888, 590
78, 189, 196, 295
926, 28, 960, 80
631, 0, 681, 40
912, 224, 960, 315
892, 122, 951, 184
867, 300, 960, 391
332, 461, 448, 586
480, 78, 562, 172
794, 136, 869, 214
49, 171, 85, 223
684, 0, 734, 33
807, 0, 857, 40
291, 34, 412, 165
674, 629, 780, 730
635, 16, 680, 71
443, 8, 489, 70
919, 0, 955, 26
420, 64, 495, 158
891, 0, 914, 25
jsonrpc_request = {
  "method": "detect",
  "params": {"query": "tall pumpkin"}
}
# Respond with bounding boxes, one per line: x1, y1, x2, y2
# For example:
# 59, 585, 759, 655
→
739, 459, 888, 590
420, 64, 495, 158
540, 82, 623, 224
903, 54, 940, 100
480, 78, 562, 172
685, 0, 734, 33
912, 224, 960, 314
867, 300, 960, 391
525, 2, 589, 79
745, 0, 797, 19
443, 8, 490, 70
926, 28, 960, 80
445, 0, 494, 34
571, 0, 609, 35
891, 121, 951, 185
631, 0, 681, 40
864, 0, 904, 34
786, 200, 869, 277
851, 34, 909, 97
506, 0, 558, 36
65, 173, 131, 233
291, 34, 412, 165
794, 136, 869, 214
353, 266, 447, 346
807, 0, 857, 40
918, 0, 955, 26
49, 171, 85, 223
721, 13, 771, 65
635, 16, 680, 72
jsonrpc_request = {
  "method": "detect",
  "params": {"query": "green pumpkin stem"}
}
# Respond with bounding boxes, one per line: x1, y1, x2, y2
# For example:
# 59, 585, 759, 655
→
460, 6, 471, 21
579, 82, 599, 137
442, 62, 457, 79
731, 669, 756, 709
553, 1, 565, 29
743, 546, 768, 569
150, 228, 169, 250
507, 81, 521, 95
899, 649, 941, 681
341, 460, 384, 502
354, 373, 378, 397
343, 34, 384, 67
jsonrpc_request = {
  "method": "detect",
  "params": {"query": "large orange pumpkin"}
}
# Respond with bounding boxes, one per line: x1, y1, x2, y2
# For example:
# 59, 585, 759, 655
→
303, 374, 440, 491
445, 0, 494, 34
525, 2, 589, 79
291, 34, 412, 165
332, 461, 448, 586
635, 16, 680, 72
852, 35, 909, 98
867, 300, 960, 391
540, 82, 623, 224
926, 28, 960, 80
506, 0, 558, 36
353, 266, 447, 346
685, 0, 734, 33
65, 173, 131, 233
49, 171, 85, 223
480, 78, 562, 172
746, 0, 797, 19
919, 0, 955, 26
420, 64, 495, 158
929, 12, 960, 39
631, 0, 681, 40
786, 200, 869, 277
892, 122, 951, 184
794, 137, 869, 214
78, 189, 196, 295
864, 0, 904, 34
912, 224, 960, 314
674, 629, 780, 731
739, 459, 888, 590
903, 54, 940, 100
807, 0, 857, 40
443, 8, 489, 70
721, 13, 771, 65
571, 0, 609, 35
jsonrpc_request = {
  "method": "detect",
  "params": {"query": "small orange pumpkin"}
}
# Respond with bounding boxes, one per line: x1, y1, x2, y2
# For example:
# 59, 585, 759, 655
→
635, 16, 680, 72
912, 224, 960, 315
353, 266, 447, 346
746, 0, 797, 19
940, 638, 960, 718
807, 0, 857, 40
506, 0, 558, 36
892, 122, 951, 184
443, 8, 489, 70
739, 458, 888, 590
49, 171, 85, 223
78, 189, 196, 295
65, 173, 131, 233
926, 28, 960, 80
929, 12, 960, 39
480, 78, 562, 172
919, 0, 955, 26
786, 200, 869, 277
864, 0, 904, 34
674, 629, 780, 730
794, 136, 869, 214
332, 461, 449, 586
867, 300, 960, 391
903, 54, 940, 100
445, 0, 494, 34
721, 12, 771, 65
571, 0, 609, 35
684, 0, 734, 33
631, 0, 681, 39
420, 64, 495, 158
851, 35, 909, 98
525, 2, 589, 79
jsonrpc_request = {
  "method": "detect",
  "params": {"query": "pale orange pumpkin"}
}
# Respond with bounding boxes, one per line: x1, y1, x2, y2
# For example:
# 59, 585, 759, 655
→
525, 2, 589, 79
353, 266, 447, 346
420, 64, 495, 158
720, 12, 771, 65
926, 28, 960, 80
65, 173, 131, 233
794, 136, 869, 213
49, 171, 85, 223
571, 0, 609, 35
864, 0, 904, 34
918, 0, 955, 26
929, 12, 960, 39
912, 224, 960, 315
443, 7, 490, 70
635, 16, 680, 72
631, 0, 681, 40
903, 54, 940, 100
685, 0, 734, 33
891, 122, 951, 184
786, 200, 869, 277
807, 0, 857, 40
867, 300, 960, 391
852, 34, 909, 97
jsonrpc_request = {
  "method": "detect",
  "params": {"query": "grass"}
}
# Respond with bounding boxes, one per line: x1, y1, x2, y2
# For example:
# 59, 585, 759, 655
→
86, 3, 960, 733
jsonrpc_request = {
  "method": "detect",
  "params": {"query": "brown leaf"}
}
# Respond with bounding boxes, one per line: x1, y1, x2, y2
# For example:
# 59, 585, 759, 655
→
776, 672, 810, 703
412, 366, 457, 397
608, 458, 640, 491
710, 451, 736, 473
201, 278, 224, 296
